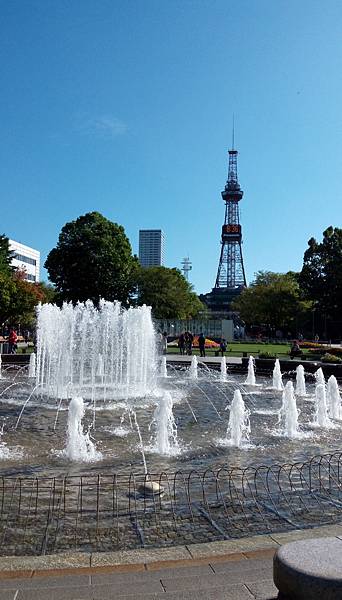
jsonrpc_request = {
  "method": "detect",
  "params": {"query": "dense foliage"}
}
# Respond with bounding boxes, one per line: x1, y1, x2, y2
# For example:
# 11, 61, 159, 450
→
232, 271, 311, 334
136, 266, 204, 319
0, 235, 13, 275
45, 212, 139, 305
300, 226, 342, 335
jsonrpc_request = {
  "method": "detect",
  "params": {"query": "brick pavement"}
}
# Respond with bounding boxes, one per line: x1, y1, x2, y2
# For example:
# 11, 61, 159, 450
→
0, 524, 342, 599
0, 549, 278, 600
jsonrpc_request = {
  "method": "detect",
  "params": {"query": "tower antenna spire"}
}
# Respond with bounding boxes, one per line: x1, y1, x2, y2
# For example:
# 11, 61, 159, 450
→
232, 114, 235, 150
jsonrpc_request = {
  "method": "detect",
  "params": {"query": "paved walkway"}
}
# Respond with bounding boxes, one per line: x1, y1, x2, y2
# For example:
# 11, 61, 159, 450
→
166, 355, 243, 365
1, 524, 342, 599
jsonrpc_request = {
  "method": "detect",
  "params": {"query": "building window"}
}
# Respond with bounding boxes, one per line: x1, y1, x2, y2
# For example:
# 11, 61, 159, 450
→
13, 253, 37, 266
26, 274, 36, 282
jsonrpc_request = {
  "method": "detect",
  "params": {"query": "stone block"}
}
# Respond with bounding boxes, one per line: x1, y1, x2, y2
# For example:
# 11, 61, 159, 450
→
274, 536, 342, 599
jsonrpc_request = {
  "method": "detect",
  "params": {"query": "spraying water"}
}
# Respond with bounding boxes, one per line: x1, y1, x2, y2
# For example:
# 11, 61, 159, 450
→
315, 367, 325, 386
63, 397, 102, 461
96, 354, 104, 377
0, 355, 2, 379
225, 389, 251, 448
189, 356, 198, 379
28, 353, 36, 378
295, 364, 306, 396
272, 359, 284, 391
160, 356, 168, 378
314, 383, 330, 427
36, 301, 157, 400
278, 381, 300, 438
245, 356, 256, 385
327, 375, 341, 420
220, 356, 227, 382
151, 392, 178, 455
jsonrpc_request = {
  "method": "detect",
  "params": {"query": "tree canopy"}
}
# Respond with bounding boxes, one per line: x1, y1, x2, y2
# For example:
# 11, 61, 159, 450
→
232, 271, 310, 333
136, 266, 204, 319
45, 212, 139, 305
0, 235, 52, 328
300, 226, 342, 324
0, 235, 13, 276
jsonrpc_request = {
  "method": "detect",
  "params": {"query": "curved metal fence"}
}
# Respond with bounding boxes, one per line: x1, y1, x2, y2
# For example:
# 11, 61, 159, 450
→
1, 450, 342, 555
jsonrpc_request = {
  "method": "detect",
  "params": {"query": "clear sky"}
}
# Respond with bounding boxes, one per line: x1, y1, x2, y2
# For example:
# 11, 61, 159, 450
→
1, 0, 341, 293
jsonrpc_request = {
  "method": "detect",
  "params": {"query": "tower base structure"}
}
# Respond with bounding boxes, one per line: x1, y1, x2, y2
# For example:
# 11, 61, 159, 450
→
200, 286, 244, 319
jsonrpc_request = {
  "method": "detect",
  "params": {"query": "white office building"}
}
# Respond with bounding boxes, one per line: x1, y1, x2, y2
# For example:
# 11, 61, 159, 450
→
9, 240, 40, 283
139, 229, 165, 267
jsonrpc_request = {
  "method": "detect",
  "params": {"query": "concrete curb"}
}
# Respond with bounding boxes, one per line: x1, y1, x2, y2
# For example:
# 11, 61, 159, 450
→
0, 524, 341, 580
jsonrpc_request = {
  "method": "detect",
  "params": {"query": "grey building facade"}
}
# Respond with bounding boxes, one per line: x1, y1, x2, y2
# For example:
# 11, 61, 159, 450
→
139, 229, 165, 267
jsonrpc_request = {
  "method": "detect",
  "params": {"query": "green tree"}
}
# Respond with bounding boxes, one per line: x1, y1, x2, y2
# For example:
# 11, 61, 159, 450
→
0, 235, 13, 275
38, 282, 57, 304
136, 266, 204, 319
45, 212, 139, 305
0, 235, 15, 326
300, 227, 342, 332
232, 271, 310, 333
0, 271, 17, 326
8, 271, 47, 327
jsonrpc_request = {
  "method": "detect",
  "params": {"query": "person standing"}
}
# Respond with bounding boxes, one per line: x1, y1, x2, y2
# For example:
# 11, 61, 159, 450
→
8, 329, 18, 354
185, 331, 193, 355
178, 333, 185, 355
220, 338, 227, 357
198, 332, 206, 357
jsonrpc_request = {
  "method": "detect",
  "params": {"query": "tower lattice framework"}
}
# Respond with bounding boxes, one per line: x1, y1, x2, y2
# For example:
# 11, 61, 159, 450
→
215, 148, 246, 290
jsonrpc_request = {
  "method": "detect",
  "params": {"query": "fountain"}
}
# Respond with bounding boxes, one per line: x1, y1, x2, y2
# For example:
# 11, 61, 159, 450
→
189, 355, 198, 379
28, 353, 36, 378
245, 355, 256, 385
96, 354, 104, 377
150, 391, 178, 455
223, 389, 251, 448
272, 359, 284, 390
0, 298, 342, 479
314, 383, 330, 427
315, 367, 325, 386
36, 300, 157, 400
63, 396, 102, 461
0, 354, 2, 379
278, 381, 300, 438
160, 356, 168, 378
327, 375, 341, 420
220, 356, 227, 382
3, 299, 342, 558
295, 364, 306, 396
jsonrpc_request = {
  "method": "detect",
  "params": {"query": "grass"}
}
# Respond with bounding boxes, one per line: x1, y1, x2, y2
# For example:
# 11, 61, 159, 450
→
168, 342, 314, 358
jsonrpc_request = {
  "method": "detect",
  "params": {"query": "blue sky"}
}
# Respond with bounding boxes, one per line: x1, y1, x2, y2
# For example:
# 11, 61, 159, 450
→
1, 0, 342, 293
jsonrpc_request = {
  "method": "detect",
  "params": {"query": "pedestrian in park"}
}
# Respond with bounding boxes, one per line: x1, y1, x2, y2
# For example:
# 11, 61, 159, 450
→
198, 332, 206, 357
8, 329, 18, 354
185, 331, 193, 355
220, 337, 227, 357
178, 332, 185, 355
290, 340, 302, 360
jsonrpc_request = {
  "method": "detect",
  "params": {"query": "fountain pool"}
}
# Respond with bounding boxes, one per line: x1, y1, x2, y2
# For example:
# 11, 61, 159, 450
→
0, 357, 341, 479
0, 301, 341, 477
1, 304, 342, 556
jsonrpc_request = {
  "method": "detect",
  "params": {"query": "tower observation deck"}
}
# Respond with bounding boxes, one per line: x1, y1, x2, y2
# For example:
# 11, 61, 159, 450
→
200, 145, 247, 316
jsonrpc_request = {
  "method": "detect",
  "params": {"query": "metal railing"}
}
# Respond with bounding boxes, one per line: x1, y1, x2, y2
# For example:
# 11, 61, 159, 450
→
1, 450, 342, 556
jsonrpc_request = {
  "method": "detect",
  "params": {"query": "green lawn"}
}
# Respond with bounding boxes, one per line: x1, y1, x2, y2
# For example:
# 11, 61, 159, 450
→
167, 342, 314, 358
